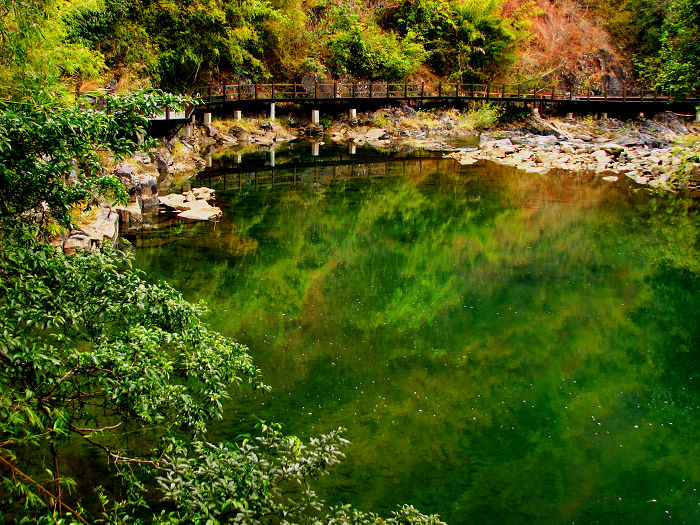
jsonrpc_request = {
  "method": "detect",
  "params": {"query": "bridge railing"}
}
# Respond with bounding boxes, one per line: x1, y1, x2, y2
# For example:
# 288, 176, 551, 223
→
190, 82, 699, 105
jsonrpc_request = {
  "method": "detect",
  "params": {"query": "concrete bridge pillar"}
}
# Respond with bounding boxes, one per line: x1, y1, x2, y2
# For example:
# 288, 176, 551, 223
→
601, 112, 608, 119
349, 109, 357, 119
312, 110, 320, 125
270, 103, 276, 120
182, 125, 192, 139
696, 110, 700, 123
566, 112, 574, 120
203, 112, 212, 125
270, 149, 275, 167
234, 110, 242, 122
349, 143, 356, 155
312, 142, 320, 156
236, 153, 242, 164
205, 155, 212, 168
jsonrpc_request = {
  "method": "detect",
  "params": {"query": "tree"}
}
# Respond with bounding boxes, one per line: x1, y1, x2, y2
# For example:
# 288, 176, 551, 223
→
656, 0, 700, 94
0, 2, 442, 523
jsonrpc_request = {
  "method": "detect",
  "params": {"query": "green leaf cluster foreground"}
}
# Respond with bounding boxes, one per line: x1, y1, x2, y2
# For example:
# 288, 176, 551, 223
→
0, 87, 442, 525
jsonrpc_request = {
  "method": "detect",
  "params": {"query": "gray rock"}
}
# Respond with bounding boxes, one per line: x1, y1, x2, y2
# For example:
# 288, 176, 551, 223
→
365, 128, 389, 141
480, 137, 514, 149
593, 150, 611, 172
601, 143, 625, 157
114, 162, 137, 186
115, 201, 143, 233
79, 208, 119, 244
63, 234, 92, 255
574, 134, 592, 142
150, 150, 173, 174
177, 199, 222, 221
612, 136, 643, 147
536, 135, 560, 145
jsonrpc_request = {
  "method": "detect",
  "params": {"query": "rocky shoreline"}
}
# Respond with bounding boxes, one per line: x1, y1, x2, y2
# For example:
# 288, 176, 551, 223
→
446, 111, 699, 192
53, 107, 699, 253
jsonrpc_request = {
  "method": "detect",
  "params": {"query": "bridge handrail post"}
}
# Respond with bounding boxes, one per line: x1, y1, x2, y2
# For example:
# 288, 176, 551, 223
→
404, 81, 408, 98
502, 84, 506, 99
640, 88, 644, 102
569, 86, 572, 101
315, 82, 318, 99
455, 83, 459, 98
223, 84, 227, 102
334, 82, 338, 98
486, 84, 490, 100
271, 82, 275, 101
238, 80, 241, 101
254, 83, 258, 100
352, 83, 356, 98
369, 82, 373, 99
517, 84, 520, 99
587, 87, 590, 102
551, 85, 555, 100
421, 82, 424, 101
623, 85, 626, 102
387, 82, 390, 98
471, 84, 475, 98
294, 83, 297, 99
604, 85, 607, 101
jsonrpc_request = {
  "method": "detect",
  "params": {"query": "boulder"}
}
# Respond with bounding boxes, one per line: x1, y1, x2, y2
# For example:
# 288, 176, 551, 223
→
63, 234, 92, 255
177, 199, 222, 221
115, 201, 143, 233
114, 162, 137, 186
601, 143, 625, 157
480, 137, 514, 150
365, 128, 389, 141
152, 149, 174, 174
593, 150, 611, 172
533, 135, 559, 145
79, 208, 119, 245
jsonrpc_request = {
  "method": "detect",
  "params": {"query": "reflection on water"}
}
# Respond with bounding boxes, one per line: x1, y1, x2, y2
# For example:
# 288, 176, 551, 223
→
133, 143, 700, 524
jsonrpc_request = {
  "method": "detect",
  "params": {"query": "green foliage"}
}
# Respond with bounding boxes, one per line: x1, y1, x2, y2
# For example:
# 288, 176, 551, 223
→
655, 0, 700, 94
0, 0, 105, 103
0, 6, 442, 523
327, 12, 424, 80
585, 0, 670, 57
386, 0, 526, 81
0, 90, 187, 228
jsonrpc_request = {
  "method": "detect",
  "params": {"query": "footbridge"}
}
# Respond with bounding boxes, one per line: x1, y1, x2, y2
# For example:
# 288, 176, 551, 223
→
148, 82, 699, 134
190, 81, 699, 115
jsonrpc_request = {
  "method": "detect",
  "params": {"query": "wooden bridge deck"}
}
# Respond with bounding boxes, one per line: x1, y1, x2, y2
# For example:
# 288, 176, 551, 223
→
190, 82, 699, 108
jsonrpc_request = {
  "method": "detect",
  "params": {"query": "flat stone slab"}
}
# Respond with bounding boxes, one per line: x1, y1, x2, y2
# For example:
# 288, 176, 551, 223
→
176, 199, 222, 221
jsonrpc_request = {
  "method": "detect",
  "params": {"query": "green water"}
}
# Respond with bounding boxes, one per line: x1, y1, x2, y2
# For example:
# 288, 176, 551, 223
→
133, 144, 699, 524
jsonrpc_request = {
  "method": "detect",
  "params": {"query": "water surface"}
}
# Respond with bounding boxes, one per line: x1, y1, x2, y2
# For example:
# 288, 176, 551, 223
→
133, 143, 699, 524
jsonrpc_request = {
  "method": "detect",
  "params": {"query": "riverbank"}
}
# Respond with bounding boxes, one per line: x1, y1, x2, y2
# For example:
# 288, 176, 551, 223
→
191, 106, 699, 192
53, 106, 698, 253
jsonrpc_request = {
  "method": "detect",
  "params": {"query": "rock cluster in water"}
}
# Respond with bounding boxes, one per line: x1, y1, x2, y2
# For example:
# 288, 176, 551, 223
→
445, 112, 698, 191
159, 187, 222, 221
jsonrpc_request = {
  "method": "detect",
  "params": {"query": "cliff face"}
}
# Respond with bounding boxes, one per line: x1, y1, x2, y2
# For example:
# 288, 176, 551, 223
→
503, 0, 631, 90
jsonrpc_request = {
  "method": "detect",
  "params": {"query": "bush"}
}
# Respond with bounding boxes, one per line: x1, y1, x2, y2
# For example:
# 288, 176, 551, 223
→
328, 19, 424, 80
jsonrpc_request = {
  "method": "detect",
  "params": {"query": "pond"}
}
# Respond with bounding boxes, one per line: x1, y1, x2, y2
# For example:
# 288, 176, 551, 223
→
132, 141, 699, 524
